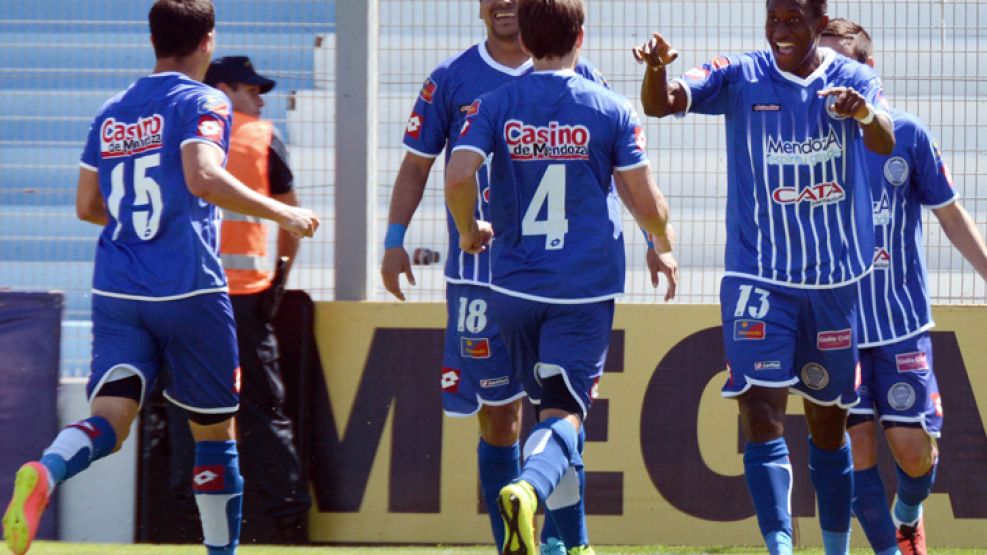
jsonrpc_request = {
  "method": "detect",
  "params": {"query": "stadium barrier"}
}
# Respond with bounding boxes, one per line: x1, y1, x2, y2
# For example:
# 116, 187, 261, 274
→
307, 302, 987, 548
0, 292, 63, 541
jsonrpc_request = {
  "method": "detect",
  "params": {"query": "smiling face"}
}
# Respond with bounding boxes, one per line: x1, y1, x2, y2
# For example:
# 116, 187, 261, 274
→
480, 0, 519, 42
765, 0, 828, 77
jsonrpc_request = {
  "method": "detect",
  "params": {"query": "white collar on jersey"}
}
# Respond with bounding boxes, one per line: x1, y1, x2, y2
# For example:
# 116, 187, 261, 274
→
770, 46, 837, 87
531, 69, 579, 77
478, 41, 533, 77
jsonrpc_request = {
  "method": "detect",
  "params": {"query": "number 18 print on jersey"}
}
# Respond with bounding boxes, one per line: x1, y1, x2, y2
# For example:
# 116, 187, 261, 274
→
80, 72, 232, 300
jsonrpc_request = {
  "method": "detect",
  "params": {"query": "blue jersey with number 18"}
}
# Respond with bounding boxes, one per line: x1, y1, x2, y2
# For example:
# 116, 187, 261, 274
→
453, 70, 648, 303
80, 72, 232, 300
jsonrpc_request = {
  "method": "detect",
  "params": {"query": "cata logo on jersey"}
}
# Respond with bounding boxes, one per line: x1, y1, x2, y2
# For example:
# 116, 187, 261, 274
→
100, 114, 164, 158
771, 181, 845, 207
504, 119, 590, 161
765, 129, 843, 166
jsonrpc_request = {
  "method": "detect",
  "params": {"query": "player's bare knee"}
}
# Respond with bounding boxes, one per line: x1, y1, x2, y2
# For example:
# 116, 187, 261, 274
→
478, 402, 522, 445
847, 417, 878, 469
188, 412, 236, 442
738, 391, 786, 442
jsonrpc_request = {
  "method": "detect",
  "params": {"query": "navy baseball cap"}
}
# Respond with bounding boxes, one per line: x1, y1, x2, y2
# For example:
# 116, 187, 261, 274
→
204, 56, 276, 93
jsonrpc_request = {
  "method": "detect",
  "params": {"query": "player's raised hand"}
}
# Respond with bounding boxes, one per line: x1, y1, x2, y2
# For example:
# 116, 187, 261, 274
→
817, 86, 873, 123
459, 220, 493, 255
279, 206, 319, 238
381, 247, 415, 301
632, 32, 679, 69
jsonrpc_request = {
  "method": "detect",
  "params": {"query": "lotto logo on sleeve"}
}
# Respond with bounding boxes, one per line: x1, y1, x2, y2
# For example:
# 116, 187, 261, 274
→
197, 116, 224, 142
896, 352, 930, 373
733, 320, 765, 341
461, 337, 491, 359
817, 329, 852, 351
441, 367, 461, 393
192, 465, 226, 492
405, 112, 423, 139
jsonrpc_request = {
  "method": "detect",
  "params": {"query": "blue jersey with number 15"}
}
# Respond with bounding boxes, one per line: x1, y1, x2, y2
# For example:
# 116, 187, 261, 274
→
80, 72, 232, 300
453, 70, 648, 303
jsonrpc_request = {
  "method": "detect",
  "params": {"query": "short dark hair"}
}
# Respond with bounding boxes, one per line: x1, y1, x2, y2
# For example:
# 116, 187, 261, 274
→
766, 0, 827, 21
148, 0, 215, 59
518, 0, 584, 59
822, 18, 873, 63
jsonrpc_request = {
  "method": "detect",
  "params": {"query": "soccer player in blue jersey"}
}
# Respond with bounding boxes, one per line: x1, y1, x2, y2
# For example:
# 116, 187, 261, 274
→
634, 1, 896, 554
380, 0, 626, 552
446, 0, 677, 553
821, 19, 987, 555
1, 2, 318, 555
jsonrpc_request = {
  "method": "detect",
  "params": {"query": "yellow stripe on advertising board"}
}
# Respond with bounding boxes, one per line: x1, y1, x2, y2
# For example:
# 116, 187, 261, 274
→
307, 302, 987, 547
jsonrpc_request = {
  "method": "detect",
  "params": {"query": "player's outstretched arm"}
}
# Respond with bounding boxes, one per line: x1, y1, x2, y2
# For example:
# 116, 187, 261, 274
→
381, 152, 436, 301
817, 87, 894, 154
632, 32, 687, 118
76, 167, 108, 226
444, 149, 491, 255
182, 142, 319, 238
934, 201, 987, 281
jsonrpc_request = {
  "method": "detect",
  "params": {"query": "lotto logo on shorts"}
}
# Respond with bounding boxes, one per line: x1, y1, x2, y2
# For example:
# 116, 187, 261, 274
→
192, 465, 226, 492
441, 367, 461, 393
817, 329, 852, 351
480, 376, 510, 389
895, 352, 929, 373
461, 337, 491, 359
733, 320, 765, 341
754, 361, 781, 371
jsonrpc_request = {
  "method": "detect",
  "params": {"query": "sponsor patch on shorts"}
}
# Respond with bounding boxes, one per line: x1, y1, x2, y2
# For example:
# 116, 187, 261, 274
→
817, 329, 852, 351
734, 320, 765, 341
754, 360, 781, 371
480, 376, 510, 389
461, 337, 491, 359
895, 351, 929, 373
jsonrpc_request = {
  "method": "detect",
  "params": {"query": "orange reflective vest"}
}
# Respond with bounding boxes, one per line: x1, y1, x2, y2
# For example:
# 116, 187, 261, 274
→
221, 111, 274, 295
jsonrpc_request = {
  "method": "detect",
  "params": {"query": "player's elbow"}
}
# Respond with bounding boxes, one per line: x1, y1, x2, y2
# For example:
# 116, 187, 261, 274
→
185, 166, 218, 200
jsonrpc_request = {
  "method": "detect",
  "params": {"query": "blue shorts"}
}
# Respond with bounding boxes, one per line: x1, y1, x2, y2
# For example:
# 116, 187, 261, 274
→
851, 332, 942, 437
720, 275, 861, 408
490, 291, 614, 419
89, 292, 240, 414
441, 283, 522, 416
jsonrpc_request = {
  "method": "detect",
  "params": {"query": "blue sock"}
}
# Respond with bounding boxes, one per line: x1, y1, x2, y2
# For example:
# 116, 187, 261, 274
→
519, 418, 578, 502
193, 440, 243, 555
808, 437, 853, 555
544, 425, 587, 548
852, 466, 897, 552
894, 460, 936, 526
744, 438, 793, 555
40, 416, 117, 488
478, 439, 520, 549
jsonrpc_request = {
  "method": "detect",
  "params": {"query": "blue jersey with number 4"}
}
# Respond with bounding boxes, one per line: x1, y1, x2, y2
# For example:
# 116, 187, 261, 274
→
402, 43, 609, 286
453, 70, 648, 303
677, 47, 886, 288
80, 72, 232, 300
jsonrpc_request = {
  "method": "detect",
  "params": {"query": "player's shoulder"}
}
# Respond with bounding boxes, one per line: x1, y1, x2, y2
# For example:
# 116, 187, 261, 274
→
430, 44, 484, 80
574, 57, 609, 88
826, 50, 881, 83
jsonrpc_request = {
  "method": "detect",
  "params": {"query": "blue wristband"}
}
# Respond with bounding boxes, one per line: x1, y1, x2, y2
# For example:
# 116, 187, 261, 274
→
640, 227, 654, 249
384, 223, 407, 250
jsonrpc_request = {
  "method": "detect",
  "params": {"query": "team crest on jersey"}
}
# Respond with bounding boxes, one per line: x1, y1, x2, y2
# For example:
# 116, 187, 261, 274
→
201, 96, 230, 118
766, 129, 843, 166
406, 111, 423, 139
733, 320, 765, 341
817, 329, 851, 351
504, 119, 590, 161
100, 114, 164, 158
772, 181, 845, 207
883, 156, 909, 186
873, 247, 891, 269
888, 382, 916, 411
461, 337, 491, 359
419, 77, 437, 103
800, 362, 830, 390
895, 352, 929, 373
196, 115, 224, 143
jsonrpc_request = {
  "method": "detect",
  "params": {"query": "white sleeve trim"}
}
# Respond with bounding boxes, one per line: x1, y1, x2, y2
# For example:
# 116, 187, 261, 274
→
614, 159, 650, 172
451, 144, 488, 158
402, 144, 441, 159
79, 161, 97, 172
671, 77, 692, 116
924, 193, 959, 210
180, 138, 225, 156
